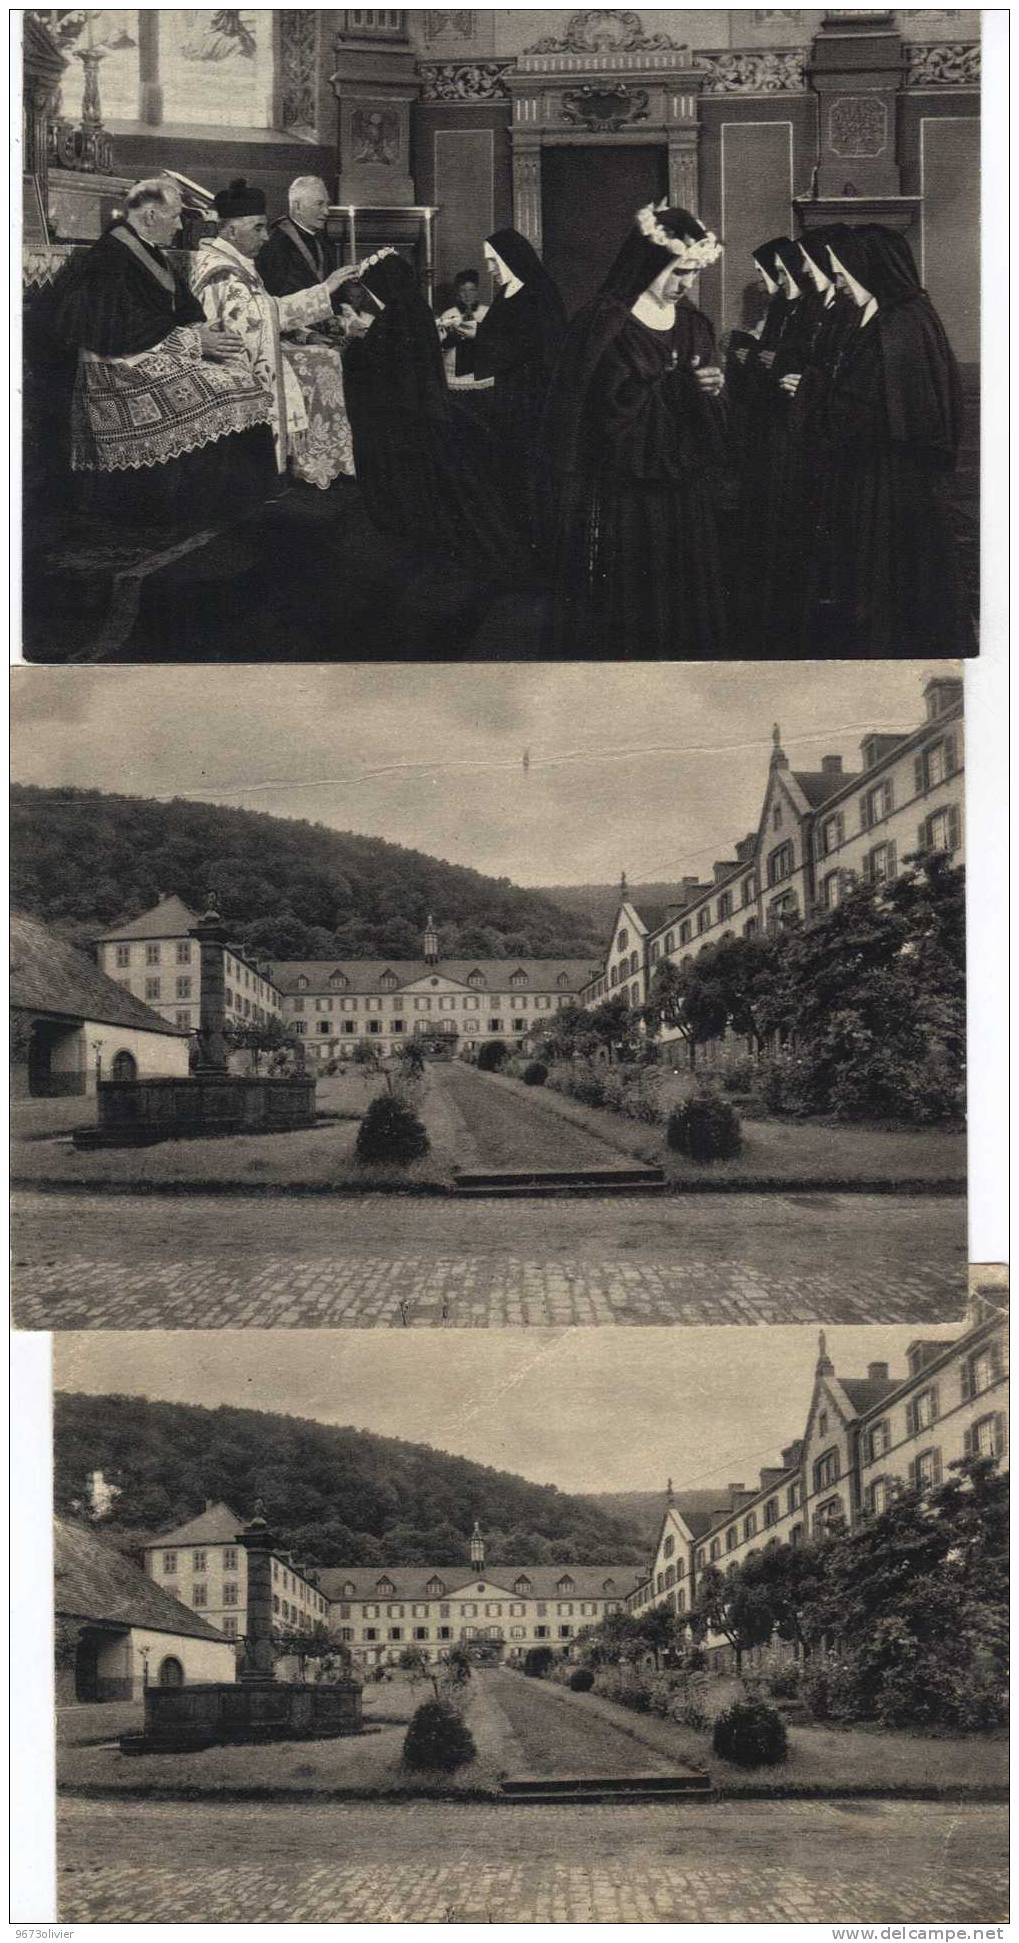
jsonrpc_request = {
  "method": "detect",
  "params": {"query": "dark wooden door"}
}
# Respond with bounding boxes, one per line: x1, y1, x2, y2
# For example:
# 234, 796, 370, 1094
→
541, 145, 669, 319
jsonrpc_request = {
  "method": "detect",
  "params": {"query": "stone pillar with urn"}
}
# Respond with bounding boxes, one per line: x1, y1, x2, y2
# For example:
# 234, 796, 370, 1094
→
190, 899, 230, 1077
237, 1501, 279, 1684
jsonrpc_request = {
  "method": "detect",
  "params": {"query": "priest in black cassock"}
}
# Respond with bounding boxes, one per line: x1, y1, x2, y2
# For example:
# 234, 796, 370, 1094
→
258, 177, 338, 309
544, 204, 727, 656
804, 225, 971, 656
46, 175, 274, 524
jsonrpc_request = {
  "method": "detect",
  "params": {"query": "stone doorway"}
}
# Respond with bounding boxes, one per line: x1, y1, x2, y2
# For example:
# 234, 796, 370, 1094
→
540, 145, 668, 318
111, 1049, 138, 1081
157, 1655, 184, 1688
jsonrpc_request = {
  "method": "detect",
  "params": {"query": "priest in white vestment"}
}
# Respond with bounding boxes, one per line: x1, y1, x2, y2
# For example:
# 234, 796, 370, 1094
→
192, 178, 356, 488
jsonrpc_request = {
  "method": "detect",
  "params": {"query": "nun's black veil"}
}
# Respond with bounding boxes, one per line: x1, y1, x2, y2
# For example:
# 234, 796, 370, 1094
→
357, 251, 450, 419
545, 207, 709, 482
479, 225, 567, 378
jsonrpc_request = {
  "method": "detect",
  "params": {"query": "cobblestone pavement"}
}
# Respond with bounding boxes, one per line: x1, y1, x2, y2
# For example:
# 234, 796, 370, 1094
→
56, 1796, 1007, 1923
12, 1190, 966, 1328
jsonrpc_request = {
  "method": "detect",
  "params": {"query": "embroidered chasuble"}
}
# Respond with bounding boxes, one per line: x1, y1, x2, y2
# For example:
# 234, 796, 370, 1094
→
192, 236, 353, 487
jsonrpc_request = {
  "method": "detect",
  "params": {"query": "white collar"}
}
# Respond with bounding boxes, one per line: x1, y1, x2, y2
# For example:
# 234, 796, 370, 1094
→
631, 290, 675, 332
859, 296, 878, 327
292, 219, 321, 240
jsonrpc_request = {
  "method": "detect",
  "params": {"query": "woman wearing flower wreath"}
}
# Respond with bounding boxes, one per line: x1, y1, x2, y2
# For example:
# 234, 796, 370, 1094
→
543, 204, 726, 656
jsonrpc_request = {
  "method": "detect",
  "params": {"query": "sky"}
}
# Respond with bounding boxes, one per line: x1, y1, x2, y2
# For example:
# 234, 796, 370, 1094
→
11, 661, 947, 890
53, 1322, 963, 1499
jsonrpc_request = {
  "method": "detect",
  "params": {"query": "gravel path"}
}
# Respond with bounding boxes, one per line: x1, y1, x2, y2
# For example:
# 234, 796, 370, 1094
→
434, 1064, 640, 1172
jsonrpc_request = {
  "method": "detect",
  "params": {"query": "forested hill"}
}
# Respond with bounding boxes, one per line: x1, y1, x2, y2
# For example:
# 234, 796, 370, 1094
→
11, 786, 603, 963
536, 883, 689, 935
54, 1393, 648, 1569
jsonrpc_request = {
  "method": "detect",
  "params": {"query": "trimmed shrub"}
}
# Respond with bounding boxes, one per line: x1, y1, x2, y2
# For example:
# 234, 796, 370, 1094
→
569, 1667, 594, 1692
524, 1646, 554, 1678
666, 1092, 743, 1162
712, 1698, 788, 1768
523, 1060, 548, 1087
721, 1058, 757, 1096
402, 1698, 477, 1773
571, 1074, 606, 1108
477, 1039, 508, 1073
765, 1663, 802, 1701
355, 1092, 430, 1164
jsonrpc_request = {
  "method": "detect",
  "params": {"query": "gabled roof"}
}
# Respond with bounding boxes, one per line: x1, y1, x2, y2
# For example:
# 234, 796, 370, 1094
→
145, 1501, 244, 1548
54, 1518, 229, 1643
316, 1563, 646, 1603
10, 913, 187, 1038
96, 895, 200, 942
270, 959, 594, 995
840, 1375, 901, 1415
792, 768, 861, 810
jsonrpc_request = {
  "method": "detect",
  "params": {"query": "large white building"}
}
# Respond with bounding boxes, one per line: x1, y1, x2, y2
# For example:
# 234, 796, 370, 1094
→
317, 1525, 645, 1670
143, 1501, 330, 1645
98, 895, 283, 1040
583, 677, 965, 1051
271, 920, 594, 1067
630, 1288, 1007, 1670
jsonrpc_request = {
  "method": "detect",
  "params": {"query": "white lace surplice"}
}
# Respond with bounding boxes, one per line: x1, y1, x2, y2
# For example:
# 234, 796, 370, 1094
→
191, 239, 353, 487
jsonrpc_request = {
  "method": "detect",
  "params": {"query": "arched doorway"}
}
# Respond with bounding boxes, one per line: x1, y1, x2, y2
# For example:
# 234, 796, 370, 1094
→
158, 1655, 184, 1687
111, 1049, 138, 1081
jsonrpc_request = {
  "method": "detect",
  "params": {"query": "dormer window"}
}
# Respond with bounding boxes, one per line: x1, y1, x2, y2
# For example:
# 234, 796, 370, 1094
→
617, 928, 628, 952
296, 976, 309, 991
329, 971, 348, 990
510, 969, 527, 987
557, 1574, 575, 1592
556, 972, 570, 988
376, 1577, 395, 1595
602, 1578, 616, 1592
513, 1575, 531, 1594
342, 1580, 355, 1597
380, 971, 397, 990
468, 969, 485, 987
426, 1576, 445, 1596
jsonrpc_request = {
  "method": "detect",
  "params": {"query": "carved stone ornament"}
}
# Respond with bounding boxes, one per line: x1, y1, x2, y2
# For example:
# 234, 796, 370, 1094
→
561, 81, 650, 130
828, 94, 888, 159
526, 10, 680, 55
419, 59, 513, 100
423, 10, 476, 41
694, 49, 808, 93
279, 11, 318, 134
904, 41, 980, 86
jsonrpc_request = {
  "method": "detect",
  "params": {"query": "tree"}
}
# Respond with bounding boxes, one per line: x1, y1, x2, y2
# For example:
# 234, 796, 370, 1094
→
644, 959, 724, 1069
693, 1563, 777, 1674
586, 993, 643, 1063
684, 935, 779, 1054
352, 1036, 384, 1077
632, 1602, 687, 1668
758, 860, 966, 1120
532, 1002, 599, 1063
224, 1016, 294, 1075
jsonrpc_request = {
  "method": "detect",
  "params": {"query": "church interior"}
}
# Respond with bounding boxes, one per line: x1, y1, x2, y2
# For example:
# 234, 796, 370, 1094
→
21, 7, 981, 661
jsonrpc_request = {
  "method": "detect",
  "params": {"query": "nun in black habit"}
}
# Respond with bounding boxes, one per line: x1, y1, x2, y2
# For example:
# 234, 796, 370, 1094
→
472, 227, 566, 549
804, 225, 970, 655
340, 248, 524, 575
544, 204, 726, 657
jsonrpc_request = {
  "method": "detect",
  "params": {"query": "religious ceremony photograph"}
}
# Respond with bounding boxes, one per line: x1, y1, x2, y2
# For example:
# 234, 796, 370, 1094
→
11, 657, 968, 1331
47, 1310, 1008, 1923
19, 5, 981, 661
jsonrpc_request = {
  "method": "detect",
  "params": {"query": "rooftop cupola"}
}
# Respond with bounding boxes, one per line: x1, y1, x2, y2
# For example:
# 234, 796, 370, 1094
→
469, 1520, 485, 1570
423, 914, 439, 965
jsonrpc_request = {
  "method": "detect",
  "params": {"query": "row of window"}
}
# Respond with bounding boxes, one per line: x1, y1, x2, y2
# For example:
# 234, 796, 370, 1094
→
113, 941, 277, 1003
292, 971, 575, 994
337, 1598, 607, 1620
291, 992, 567, 1013
347, 1623, 578, 1644
114, 941, 193, 969
292, 1017, 531, 1038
